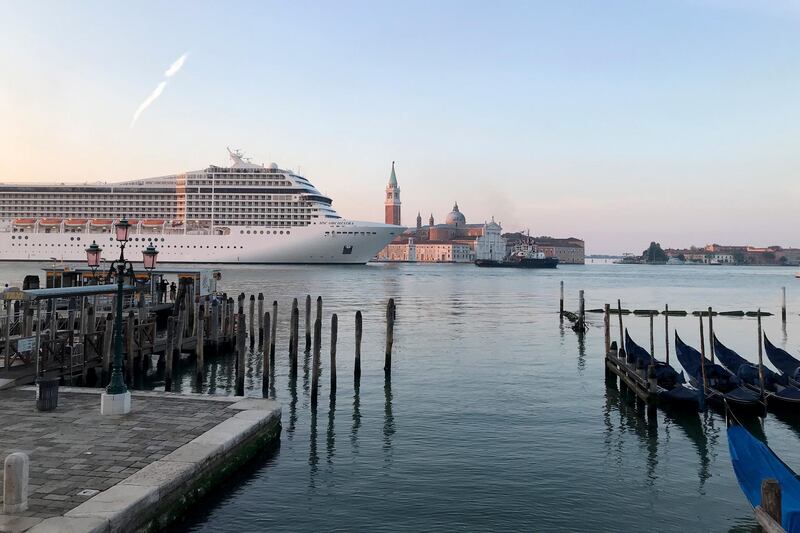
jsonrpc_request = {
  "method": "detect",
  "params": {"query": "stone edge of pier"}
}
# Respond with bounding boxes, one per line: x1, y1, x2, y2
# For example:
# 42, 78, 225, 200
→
7, 388, 281, 533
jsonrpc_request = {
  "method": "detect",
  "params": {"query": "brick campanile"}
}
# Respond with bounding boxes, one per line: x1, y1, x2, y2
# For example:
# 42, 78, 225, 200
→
385, 161, 401, 225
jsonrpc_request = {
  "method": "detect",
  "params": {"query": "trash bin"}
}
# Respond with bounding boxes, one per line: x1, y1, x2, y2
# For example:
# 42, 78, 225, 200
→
35, 378, 59, 412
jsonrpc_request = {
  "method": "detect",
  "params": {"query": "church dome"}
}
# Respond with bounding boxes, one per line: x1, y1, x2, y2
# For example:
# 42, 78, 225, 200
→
445, 202, 466, 227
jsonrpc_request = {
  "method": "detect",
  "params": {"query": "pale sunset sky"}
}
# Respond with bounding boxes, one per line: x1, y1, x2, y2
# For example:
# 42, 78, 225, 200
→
1, 0, 799, 254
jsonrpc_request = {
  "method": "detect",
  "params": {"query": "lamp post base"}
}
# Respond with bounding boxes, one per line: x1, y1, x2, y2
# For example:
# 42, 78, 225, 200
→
100, 391, 131, 415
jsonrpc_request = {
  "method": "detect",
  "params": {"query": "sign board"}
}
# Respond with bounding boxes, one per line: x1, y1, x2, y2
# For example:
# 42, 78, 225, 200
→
199, 270, 213, 297
16, 336, 35, 353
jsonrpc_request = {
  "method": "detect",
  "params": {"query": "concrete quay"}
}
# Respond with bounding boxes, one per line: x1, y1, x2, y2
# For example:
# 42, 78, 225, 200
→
0, 388, 281, 532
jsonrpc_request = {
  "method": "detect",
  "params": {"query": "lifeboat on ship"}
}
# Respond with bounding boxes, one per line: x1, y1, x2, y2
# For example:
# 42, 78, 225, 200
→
65, 218, 88, 226
39, 218, 62, 226
90, 219, 113, 227
13, 218, 36, 226
142, 219, 165, 226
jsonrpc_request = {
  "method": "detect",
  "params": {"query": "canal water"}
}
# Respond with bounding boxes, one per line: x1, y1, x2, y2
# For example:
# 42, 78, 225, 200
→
2, 263, 800, 532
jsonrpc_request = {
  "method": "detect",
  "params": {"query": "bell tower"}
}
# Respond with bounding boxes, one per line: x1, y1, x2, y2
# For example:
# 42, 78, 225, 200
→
385, 161, 401, 225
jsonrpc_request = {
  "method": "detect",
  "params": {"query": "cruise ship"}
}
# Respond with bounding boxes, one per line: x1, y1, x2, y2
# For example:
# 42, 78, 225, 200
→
0, 150, 402, 264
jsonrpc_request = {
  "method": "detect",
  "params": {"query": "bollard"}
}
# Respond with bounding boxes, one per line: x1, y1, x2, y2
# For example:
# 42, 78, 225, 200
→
262, 312, 271, 397
3, 452, 29, 513
355, 310, 363, 381
270, 300, 278, 360
311, 317, 321, 408
305, 295, 312, 353
385, 298, 395, 377
330, 313, 338, 395
761, 478, 782, 526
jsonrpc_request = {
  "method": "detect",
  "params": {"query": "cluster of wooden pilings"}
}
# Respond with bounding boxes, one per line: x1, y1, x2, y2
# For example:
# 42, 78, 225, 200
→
2, 281, 399, 398
156, 289, 398, 400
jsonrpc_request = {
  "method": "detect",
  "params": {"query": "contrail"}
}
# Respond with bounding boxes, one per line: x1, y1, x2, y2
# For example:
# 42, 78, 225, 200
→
130, 51, 189, 128
164, 52, 188, 78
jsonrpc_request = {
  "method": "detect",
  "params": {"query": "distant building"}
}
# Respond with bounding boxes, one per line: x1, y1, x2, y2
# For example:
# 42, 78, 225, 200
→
503, 234, 586, 264
385, 162, 401, 226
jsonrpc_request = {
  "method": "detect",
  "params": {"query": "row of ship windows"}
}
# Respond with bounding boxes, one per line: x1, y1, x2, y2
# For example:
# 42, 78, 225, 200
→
8, 243, 249, 250
239, 230, 290, 235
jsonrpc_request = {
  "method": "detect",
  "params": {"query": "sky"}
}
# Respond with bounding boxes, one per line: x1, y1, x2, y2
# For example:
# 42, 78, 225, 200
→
1, 0, 799, 254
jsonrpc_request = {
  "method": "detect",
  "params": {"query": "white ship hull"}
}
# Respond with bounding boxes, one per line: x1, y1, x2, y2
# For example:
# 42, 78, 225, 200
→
0, 220, 401, 264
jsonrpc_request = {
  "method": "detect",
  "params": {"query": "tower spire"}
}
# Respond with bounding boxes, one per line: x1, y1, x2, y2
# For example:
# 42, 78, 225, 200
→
384, 161, 401, 225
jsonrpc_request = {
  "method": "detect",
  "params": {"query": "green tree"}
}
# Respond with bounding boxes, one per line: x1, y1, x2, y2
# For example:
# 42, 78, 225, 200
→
642, 242, 668, 263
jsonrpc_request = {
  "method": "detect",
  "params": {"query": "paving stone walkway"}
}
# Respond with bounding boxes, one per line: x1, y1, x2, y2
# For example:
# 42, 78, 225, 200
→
0, 388, 238, 520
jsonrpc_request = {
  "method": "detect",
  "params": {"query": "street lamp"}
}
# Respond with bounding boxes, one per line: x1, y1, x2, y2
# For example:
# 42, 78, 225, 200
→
85, 241, 102, 285
99, 216, 157, 415
142, 244, 159, 302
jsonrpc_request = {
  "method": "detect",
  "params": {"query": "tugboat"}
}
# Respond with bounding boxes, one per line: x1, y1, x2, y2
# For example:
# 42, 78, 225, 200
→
475, 242, 559, 269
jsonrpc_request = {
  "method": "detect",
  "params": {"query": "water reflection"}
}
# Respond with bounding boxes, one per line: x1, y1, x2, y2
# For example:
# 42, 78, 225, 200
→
287, 371, 298, 439
351, 383, 361, 451
326, 395, 336, 464
576, 333, 586, 374
663, 407, 711, 490
603, 377, 659, 484
309, 404, 318, 486
383, 379, 395, 465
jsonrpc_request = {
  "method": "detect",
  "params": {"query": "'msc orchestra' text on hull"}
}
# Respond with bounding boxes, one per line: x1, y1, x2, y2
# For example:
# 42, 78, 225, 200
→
0, 149, 402, 264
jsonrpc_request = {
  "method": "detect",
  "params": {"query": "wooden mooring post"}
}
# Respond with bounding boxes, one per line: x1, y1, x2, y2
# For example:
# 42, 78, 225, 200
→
211, 298, 220, 354
354, 310, 362, 381
311, 317, 321, 408
270, 300, 277, 360
603, 304, 611, 355
196, 304, 205, 385
757, 309, 765, 398
782, 287, 787, 323
758, 479, 783, 531
165, 315, 174, 392
290, 300, 299, 371
235, 312, 246, 396
330, 313, 338, 396
708, 306, 715, 364
559, 281, 564, 319
262, 311, 271, 397
248, 295, 255, 347
617, 299, 625, 358
305, 295, 312, 353
699, 315, 708, 409
257, 293, 264, 347
385, 298, 395, 377
125, 312, 135, 386
101, 313, 113, 386
664, 304, 670, 365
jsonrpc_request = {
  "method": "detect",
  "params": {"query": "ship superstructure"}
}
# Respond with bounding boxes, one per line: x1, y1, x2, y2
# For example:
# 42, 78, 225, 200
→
0, 150, 401, 264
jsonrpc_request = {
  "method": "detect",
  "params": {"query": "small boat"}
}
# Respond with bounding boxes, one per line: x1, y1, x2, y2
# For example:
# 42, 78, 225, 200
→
764, 335, 800, 386
713, 335, 800, 409
142, 219, 165, 226
13, 218, 36, 225
624, 331, 698, 406
728, 423, 800, 531
675, 333, 763, 412
475, 242, 558, 269
39, 218, 62, 226
90, 218, 114, 226
64, 218, 88, 226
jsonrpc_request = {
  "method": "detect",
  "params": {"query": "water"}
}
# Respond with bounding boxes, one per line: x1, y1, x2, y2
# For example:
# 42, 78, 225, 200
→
3, 262, 800, 531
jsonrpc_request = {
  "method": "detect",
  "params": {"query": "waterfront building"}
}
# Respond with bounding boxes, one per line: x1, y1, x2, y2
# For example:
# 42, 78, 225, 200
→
0, 149, 400, 264
503, 234, 586, 264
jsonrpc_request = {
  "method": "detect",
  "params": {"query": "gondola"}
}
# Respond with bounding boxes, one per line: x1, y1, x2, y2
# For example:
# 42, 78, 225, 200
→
713, 335, 800, 409
764, 334, 800, 386
675, 333, 763, 413
624, 330, 698, 406
728, 423, 800, 532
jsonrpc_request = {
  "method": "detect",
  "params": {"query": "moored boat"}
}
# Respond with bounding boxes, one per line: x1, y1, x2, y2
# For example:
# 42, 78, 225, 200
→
764, 335, 800, 386
675, 333, 763, 413
475, 241, 558, 269
713, 335, 800, 409
624, 330, 698, 406
728, 424, 800, 531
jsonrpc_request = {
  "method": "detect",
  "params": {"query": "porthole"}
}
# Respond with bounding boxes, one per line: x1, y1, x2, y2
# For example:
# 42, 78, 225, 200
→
286, 231, 290, 235
280, 231, 284, 235
260, 230, 264, 234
